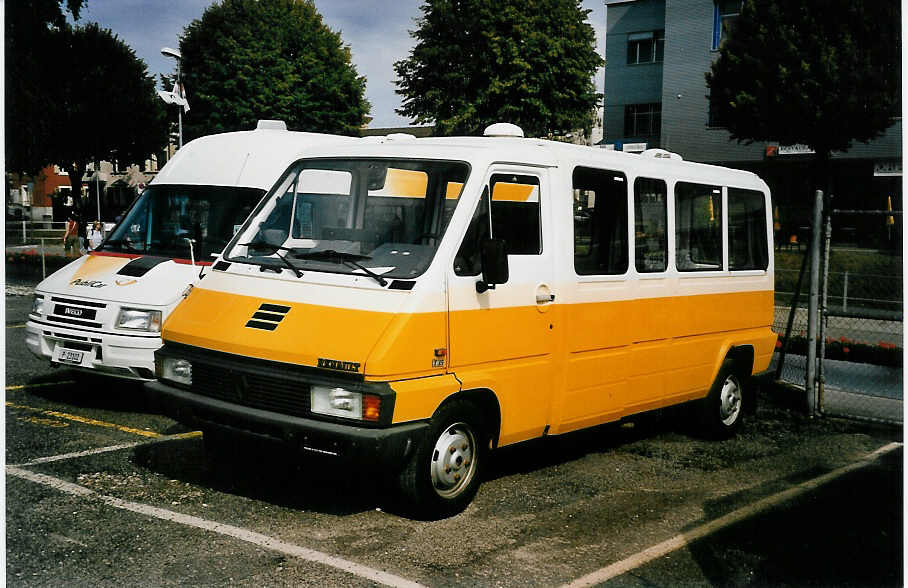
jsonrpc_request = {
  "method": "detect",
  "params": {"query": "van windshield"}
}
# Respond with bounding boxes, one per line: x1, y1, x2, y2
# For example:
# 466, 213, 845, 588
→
100, 185, 264, 261
227, 159, 469, 280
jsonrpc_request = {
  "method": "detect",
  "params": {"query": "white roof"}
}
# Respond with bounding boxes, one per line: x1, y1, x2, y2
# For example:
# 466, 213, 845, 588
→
151, 127, 357, 190
284, 133, 769, 192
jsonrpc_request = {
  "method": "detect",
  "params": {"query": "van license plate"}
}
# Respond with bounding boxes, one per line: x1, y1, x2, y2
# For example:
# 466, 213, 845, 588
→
57, 349, 84, 364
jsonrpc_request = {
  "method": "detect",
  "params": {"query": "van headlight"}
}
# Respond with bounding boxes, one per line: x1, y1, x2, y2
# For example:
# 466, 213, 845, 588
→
116, 308, 162, 332
31, 294, 45, 315
310, 386, 380, 422
156, 357, 192, 386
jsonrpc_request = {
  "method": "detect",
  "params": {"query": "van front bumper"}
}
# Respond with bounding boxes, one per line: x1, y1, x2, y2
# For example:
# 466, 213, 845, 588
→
147, 380, 428, 467
26, 319, 160, 380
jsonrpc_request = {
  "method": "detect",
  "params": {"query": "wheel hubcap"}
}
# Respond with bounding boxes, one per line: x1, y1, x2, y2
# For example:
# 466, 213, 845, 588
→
430, 422, 477, 499
719, 375, 742, 426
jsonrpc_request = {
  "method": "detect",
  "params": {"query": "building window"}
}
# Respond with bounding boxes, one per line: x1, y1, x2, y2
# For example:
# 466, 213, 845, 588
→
573, 167, 628, 276
624, 103, 662, 138
627, 30, 665, 64
712, 0, 742, 50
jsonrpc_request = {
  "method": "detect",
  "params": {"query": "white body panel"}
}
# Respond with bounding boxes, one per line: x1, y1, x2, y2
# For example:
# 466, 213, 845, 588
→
26, 126, 356, 380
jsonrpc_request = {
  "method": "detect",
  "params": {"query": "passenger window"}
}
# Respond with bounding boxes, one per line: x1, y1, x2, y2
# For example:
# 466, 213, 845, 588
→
454, 187, 490, 276
634, 177, 668, 273
490, 174, 542, 255
573, 167, 628, 275
676, 182, 722, 271
728, 188, 768, 270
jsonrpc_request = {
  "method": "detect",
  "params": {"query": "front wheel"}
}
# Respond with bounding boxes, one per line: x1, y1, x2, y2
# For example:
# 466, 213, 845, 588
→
398, 399, 485, 519
700, 359, 746, 438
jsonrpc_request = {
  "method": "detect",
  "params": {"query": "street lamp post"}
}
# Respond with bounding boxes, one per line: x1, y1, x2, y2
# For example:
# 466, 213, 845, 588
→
161, 46, 183, 148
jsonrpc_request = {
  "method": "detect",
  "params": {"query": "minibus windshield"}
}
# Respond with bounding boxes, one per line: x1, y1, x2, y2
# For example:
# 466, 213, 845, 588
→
227, 159, 469, 280
100, 185, 264, 261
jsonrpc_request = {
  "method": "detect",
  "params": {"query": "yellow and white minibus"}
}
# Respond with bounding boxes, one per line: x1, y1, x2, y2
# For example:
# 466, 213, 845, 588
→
148, 123, 775, 517
26, 121, 354, 380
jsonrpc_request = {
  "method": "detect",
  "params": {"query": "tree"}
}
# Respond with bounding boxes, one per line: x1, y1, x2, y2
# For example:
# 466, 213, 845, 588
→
51, 23, 168, 209
5, 0, 85, 174
394, 0, 603, 137
179, 0, 370, 139
706, 0, 901, 188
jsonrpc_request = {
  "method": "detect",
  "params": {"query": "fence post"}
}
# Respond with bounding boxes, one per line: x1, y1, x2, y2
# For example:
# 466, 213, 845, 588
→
40, 238, 46, 279
842, 271, 848, 312
22, 219, 27, 243
817, 198, 833, 415
806, 189, 823, 417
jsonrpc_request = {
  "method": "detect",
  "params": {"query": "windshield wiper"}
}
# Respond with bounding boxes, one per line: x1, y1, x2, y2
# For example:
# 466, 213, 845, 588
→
292, 249, 387, 286
238, 241, 303, 278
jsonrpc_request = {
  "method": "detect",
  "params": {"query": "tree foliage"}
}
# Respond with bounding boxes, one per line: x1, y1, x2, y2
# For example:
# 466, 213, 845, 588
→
6, 0, 167, 209
706, 0, 901, 162
179, 0, 370, 139
394, 0, 603, 137
5, 0, 86, 174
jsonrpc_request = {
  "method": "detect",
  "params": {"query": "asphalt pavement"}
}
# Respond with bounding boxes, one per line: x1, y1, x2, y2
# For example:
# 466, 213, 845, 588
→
5, 274, 904, 587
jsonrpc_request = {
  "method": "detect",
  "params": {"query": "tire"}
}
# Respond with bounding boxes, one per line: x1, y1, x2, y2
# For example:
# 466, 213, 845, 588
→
701, 359, 746, 439
398, 399, 485, 519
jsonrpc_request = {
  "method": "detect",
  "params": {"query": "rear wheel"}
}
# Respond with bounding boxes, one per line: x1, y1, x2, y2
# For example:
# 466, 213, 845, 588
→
398, 399, 485, 519
701, 359, 746, 438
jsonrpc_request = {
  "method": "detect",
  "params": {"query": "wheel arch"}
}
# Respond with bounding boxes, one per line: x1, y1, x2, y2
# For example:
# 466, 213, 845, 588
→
433, 387, 502, 450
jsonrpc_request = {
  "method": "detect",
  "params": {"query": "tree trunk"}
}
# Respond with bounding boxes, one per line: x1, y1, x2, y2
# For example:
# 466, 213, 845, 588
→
66, 164, 84, 216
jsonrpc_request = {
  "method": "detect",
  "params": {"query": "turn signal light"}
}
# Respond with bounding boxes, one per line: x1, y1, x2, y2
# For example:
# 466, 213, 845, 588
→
363, 394, 381, 422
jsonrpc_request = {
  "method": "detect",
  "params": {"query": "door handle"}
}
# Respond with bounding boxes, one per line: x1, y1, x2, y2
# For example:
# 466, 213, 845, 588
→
535, 292, 555, 304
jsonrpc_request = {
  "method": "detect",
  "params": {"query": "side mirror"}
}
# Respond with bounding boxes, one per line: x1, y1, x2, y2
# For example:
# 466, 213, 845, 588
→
476, 238, 508, 293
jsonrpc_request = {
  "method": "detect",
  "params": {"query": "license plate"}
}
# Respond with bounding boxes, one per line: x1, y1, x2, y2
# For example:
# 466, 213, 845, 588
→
57, 349, 84, 364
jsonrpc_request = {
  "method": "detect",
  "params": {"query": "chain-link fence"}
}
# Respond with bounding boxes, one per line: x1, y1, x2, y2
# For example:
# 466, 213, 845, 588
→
773, 207, 903, 425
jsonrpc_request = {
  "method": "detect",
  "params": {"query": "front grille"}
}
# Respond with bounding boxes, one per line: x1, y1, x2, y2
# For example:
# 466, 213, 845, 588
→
191, 362, 311, 418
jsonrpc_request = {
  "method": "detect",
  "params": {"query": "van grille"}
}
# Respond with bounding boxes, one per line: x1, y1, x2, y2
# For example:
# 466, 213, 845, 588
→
190, 363, 311, 418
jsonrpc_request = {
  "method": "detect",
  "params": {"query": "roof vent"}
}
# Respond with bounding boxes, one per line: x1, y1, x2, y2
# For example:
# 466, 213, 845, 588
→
483, 122, 524, 138
385, 133, 416, 141
256, 120, 287, 131
641, 148, 682, 161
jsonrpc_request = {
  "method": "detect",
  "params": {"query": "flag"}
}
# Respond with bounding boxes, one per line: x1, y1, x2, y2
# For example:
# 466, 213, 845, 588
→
171, 81, 190, 112
886, 195, 894, 226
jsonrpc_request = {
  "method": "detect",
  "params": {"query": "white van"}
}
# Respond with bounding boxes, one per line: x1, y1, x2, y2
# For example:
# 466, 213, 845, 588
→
149, 124, 775, 517
26, 121, 354, 380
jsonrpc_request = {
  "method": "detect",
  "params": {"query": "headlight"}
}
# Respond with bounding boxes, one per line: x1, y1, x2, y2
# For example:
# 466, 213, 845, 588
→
310, 386, 381, 421
116, 308, 162, 332
31, 294, 45, 315
157, 356, 192, 386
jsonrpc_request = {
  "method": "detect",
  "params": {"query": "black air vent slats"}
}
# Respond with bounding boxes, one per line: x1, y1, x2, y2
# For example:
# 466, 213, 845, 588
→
245, 302, 290, 331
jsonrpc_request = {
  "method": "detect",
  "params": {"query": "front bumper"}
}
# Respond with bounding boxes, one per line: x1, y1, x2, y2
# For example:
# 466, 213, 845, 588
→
147, 380, 428, 467
25, 319, 160, 380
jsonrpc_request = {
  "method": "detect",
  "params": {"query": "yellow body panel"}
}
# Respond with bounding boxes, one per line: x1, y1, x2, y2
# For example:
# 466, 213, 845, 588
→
165, 285, 775, 446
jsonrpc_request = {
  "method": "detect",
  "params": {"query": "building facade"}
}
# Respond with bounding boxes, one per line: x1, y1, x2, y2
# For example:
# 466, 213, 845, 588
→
604, 0, 902, 247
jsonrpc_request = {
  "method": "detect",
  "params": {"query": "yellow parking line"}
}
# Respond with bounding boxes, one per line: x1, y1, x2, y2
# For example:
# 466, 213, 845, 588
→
7, 324, 26, 328
5, 401, 162, 438
6, 381, 76, 391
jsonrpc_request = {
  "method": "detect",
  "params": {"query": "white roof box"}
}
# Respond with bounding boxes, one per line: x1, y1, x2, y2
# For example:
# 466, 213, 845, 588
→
483, 122, 525, 138
256, 120, 288, 131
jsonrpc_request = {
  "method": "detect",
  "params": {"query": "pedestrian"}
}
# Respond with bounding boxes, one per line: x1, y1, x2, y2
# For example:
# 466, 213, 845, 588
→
62, 214, 80, 258
88, 221, 104, 250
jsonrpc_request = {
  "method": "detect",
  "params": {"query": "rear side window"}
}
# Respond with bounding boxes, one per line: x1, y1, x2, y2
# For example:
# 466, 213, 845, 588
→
676, 182, 722, 271
634, 177, 668, 273
573, 167, 628, 275
490, 174, 542, 255
728, 188, 768, 270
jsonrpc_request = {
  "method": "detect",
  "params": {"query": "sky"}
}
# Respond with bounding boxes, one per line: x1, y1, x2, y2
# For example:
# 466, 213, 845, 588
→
75, 0, 606, 129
